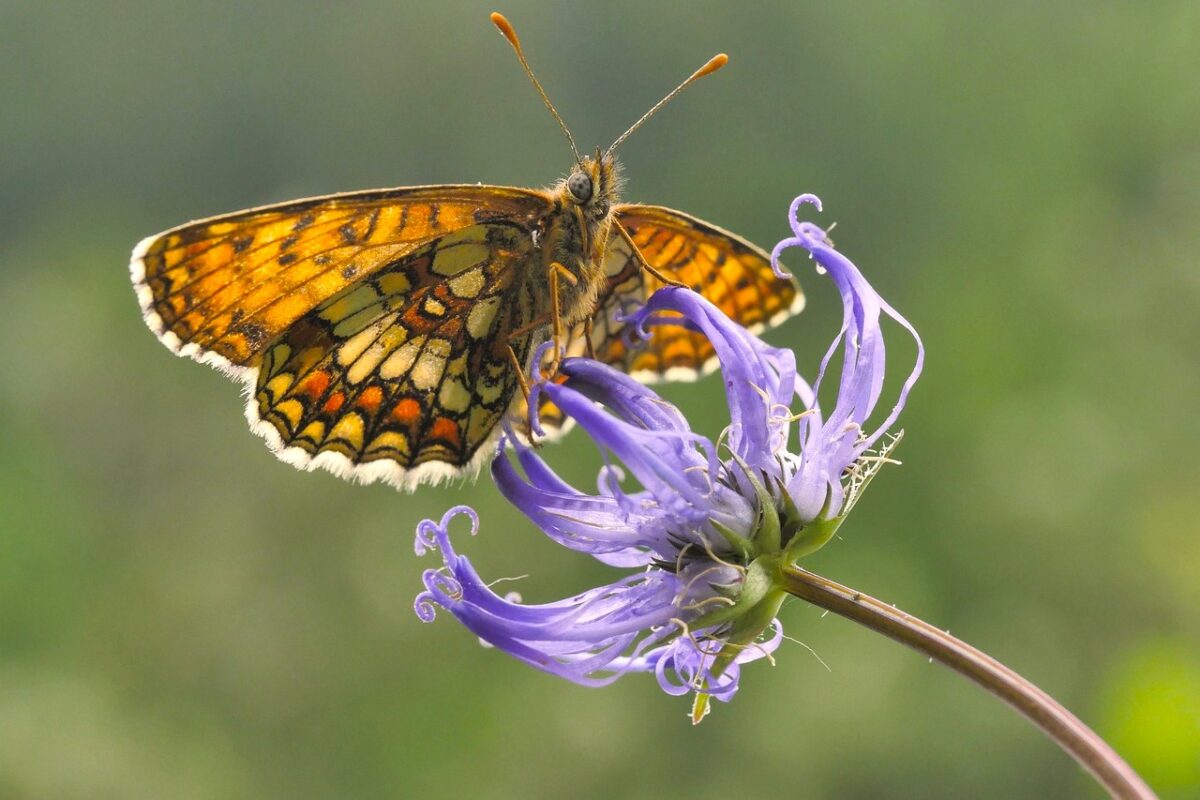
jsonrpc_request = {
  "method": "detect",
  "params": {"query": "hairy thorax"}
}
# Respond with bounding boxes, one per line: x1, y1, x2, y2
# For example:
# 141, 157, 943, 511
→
533, 152, 622, 326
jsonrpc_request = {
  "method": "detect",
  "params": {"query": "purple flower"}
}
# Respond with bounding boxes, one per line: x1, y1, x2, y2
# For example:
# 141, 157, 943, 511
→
413, 505, 777, 704
414, 194, 923, 715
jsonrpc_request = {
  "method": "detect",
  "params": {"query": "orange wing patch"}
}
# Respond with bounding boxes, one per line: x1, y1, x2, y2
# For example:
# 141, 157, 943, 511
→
131, 186, 551, 369
583, 205, 803, 381
251, 223, 544, 488
617, 204, 802, 335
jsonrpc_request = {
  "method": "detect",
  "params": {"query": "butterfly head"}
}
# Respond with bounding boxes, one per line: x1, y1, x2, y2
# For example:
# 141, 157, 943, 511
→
563, 149, 620, 220
490, 13, 722, 222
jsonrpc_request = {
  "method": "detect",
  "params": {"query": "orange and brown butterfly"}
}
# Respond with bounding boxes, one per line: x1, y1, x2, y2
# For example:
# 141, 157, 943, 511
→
130, 12, 803, 491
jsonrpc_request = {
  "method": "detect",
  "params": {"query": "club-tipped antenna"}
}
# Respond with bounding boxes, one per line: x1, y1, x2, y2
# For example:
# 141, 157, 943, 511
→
606, 53, 728, 157
490, 12, 581, 164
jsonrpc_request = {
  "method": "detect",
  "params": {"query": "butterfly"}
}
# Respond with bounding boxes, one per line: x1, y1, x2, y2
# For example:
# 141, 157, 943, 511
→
130, 12, 803, 491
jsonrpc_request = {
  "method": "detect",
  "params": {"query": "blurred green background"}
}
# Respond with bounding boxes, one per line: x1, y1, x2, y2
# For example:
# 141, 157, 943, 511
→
2, 1, 1198, 798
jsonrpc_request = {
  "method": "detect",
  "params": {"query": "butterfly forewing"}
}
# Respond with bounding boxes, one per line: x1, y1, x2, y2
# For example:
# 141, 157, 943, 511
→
131, 186, 552, 368
587, 204, 802, 381
532, 206, 802, 437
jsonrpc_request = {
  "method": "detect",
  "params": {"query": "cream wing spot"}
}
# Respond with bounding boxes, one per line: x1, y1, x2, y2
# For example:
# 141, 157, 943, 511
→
411, 338, 451, 391
347, 343, 390, 385
432, 229, 490, 277
438, 377, 472, 414
447, 269, 484, 299
346, 321, 410, 384
380, 336, 426, 380
336, 312, 398, 367
466, 296, 502, 339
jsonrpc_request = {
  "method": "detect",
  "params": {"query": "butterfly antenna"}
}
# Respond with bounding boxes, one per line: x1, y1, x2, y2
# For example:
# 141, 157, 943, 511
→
606, 53, 728, 157
490, 12, 582, 164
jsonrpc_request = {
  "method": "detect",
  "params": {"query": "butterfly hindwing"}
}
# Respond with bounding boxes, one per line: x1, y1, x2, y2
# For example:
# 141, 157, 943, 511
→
131, 186, 552, 369
252, 222, 544, 488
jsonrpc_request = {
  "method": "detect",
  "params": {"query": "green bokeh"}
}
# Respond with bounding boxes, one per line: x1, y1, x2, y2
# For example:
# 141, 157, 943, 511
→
2, 2, 1197, 798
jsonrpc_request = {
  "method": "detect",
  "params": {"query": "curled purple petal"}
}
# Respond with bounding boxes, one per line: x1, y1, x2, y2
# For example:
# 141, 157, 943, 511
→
413, 505, 477, 556
773, 199, 925, 519
770, 193, 824, 279
411, 510, 756, 690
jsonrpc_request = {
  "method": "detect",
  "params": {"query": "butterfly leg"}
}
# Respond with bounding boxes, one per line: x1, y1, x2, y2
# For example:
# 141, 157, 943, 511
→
504, 313, 555, 448
612, 221, 689, 289
583, 316, 596, 360
501, 335, 547, 449
505, 343, 533, 405
546, 261, 578, 376
503, 255, 576, 441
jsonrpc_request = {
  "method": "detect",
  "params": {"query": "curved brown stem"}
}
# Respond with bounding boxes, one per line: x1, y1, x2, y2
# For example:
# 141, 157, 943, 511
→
778, 565, 1156, 800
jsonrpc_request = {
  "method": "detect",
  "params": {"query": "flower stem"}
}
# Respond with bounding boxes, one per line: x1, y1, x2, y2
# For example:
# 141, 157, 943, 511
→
777, 565, 1156, 800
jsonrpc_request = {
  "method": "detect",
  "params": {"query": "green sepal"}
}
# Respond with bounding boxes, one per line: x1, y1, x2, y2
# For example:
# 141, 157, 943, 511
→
725, 451, 782, 555
774, 474, 804, 547
750, 470, 782, 555
689, 556, 789, 724
708, 518, 754, 563
783, 513, 843, 563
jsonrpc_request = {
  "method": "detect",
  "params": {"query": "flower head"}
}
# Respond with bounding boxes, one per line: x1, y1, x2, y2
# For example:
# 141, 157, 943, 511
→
414, 194, 924, 717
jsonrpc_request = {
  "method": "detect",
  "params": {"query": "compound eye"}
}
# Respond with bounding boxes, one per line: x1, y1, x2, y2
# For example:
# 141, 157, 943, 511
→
567, 171, 593, 203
